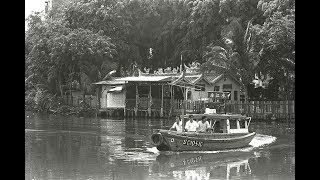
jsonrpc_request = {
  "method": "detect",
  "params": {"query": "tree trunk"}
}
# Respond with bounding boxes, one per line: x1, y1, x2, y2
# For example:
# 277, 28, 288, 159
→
97, 88, 100, 109
83, 89, 86, 105
116, 62, 122, 77
58, 79, 64, 99
243, 85, 249, 102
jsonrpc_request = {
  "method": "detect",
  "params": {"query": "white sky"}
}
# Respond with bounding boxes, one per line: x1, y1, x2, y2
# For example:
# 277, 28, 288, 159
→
25, 0, 47, 19
25, 0, 48, 30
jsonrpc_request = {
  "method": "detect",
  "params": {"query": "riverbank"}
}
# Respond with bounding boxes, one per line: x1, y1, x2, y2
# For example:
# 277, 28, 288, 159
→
25, 102, 97, 117
25, 89, 97, 117
25, 105, 96, 117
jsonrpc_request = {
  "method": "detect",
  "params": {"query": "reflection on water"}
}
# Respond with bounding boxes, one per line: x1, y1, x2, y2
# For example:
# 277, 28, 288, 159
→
151, 151, 255, 180
25, 112, 295, 180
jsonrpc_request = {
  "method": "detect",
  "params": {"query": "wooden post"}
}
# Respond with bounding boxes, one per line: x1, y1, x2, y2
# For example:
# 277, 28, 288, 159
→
168, 85, 173, 117
148, 83, 152, 117
226, 119, 230, 133
271, 101, 275, 116
124, 84, 127, 117
236, 119, 240, 129
95, 88, 99, 117
160, 84, 164, 117
277, 101, 281, 120
292, 100, 295, 119
96, 88, 99, 109
286, 100, 289, 121
181, 85, 185, 116
252, 101, 255, 118
135, 84, 138, 117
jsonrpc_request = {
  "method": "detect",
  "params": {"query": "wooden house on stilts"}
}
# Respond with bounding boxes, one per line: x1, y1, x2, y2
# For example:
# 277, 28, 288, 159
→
93, 69, 242, 117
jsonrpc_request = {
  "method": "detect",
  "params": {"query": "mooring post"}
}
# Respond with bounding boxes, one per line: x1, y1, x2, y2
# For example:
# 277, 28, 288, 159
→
160, 84, 164, 117
124, 83, 127, 117
135, 84, 138, 117
148, 83, 152, 117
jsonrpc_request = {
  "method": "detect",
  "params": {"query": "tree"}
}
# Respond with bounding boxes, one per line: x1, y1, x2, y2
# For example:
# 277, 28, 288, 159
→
201, 17, 262, 101
25, 9, 116, 100
26, 0, 295, 106
253, 0, 295, 100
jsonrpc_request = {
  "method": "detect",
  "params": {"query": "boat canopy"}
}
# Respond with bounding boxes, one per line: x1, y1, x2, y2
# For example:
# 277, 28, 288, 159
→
180, 113, 250, 120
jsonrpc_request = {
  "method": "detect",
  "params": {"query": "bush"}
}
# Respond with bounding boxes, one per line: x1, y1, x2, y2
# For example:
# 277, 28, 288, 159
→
25, 88, 57, 112
25, 87, 96, 117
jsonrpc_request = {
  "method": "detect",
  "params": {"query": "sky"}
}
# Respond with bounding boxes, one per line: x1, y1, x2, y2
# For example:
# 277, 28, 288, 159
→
25, 0, 47, 19
25, 0, 48, 30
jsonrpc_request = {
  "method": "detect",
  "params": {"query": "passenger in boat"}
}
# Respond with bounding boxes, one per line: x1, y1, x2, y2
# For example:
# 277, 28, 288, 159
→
185, 115, 199, 132
197, 116, 210, 133
213, 121, 223, 133
170, 116, 183, 132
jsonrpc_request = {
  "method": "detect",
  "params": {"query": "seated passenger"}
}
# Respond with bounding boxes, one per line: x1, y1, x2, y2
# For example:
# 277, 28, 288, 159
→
197, 116, 210, 133
185, 115, 199, 132
170, 116, 183, 132
213, 121, 223, 133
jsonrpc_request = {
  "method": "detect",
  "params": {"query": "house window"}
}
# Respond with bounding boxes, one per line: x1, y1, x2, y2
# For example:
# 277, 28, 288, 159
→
214, 86, 220, 91
187, 91, 192, 100
138, 85, 149, 98
229, 120, 237, 129
240, 121, 246, 128
223, 91, 231, 100
223, 84, 232, 90
195, 84, 205, 91
234, 91, 238, 101
240, 95, 245, 101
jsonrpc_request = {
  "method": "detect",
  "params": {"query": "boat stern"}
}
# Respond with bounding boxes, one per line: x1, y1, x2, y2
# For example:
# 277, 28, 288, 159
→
151, 132, 171, 151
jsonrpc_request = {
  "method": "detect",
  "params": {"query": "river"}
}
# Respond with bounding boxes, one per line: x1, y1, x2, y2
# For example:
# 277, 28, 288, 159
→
25, 111, 295, 180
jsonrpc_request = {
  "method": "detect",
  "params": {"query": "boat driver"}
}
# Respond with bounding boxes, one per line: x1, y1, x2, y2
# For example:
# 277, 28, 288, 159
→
170, 115, 183, 132
185, 115, 199, 132
197, 116, 210, 132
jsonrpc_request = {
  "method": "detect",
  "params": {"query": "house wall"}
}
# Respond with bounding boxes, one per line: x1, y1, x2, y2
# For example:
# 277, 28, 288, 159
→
107, 92, 126, 108
100, 85, 109, 109
100, 85, 126, 108
185, 77, 241, 101
186, 79, 208, 101
214, 77, 241, 101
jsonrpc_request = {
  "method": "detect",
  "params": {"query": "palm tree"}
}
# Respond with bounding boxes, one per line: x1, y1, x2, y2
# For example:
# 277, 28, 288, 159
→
201, 18, 260, 102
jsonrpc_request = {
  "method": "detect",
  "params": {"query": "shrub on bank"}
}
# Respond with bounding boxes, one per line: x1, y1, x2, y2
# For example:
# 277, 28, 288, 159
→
25, 88, 96, 117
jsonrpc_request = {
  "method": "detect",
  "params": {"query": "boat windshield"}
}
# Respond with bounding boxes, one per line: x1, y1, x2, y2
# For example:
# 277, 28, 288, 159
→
180, 114, 249, 121
179, 114, 251, 134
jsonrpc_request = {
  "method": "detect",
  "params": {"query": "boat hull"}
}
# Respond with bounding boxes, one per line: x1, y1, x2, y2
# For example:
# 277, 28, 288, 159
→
151, 130, 256, 152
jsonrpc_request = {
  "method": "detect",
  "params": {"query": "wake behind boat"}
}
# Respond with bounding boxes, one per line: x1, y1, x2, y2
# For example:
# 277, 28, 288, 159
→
151, 113, 255, 152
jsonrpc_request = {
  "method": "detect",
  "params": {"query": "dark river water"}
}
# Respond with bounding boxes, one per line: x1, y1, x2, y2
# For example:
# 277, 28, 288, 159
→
25, 111, 295, 180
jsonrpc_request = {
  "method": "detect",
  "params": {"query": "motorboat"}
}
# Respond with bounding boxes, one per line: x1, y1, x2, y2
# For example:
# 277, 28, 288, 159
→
151, 113, 255, 152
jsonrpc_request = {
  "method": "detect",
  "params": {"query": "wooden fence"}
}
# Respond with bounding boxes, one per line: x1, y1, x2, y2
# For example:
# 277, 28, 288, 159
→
225, 100, 295, 120
64, 95, 294, 120
171, 100, 295, 120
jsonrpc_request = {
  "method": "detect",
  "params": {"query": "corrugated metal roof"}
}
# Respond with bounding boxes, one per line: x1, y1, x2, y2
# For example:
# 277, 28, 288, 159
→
172, 75, 200, 83
171, 73, 223, 85
92, 80, 126, 85
93, 72, 229, 85
185, 76, 200, 84
115, 76, 172, 82
204, 73, 223, 84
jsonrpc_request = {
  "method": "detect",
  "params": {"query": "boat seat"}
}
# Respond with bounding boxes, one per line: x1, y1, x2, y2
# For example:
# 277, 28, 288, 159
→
205, 108, 216, 114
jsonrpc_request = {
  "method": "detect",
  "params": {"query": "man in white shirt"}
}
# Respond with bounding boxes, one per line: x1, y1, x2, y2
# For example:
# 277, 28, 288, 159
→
170, 116, 183, 132
197, 116, 210, 132
185, 115, 199, 132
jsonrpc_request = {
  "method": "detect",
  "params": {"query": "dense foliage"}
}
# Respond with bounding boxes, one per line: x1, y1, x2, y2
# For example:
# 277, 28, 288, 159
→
25, 0, 295, 112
